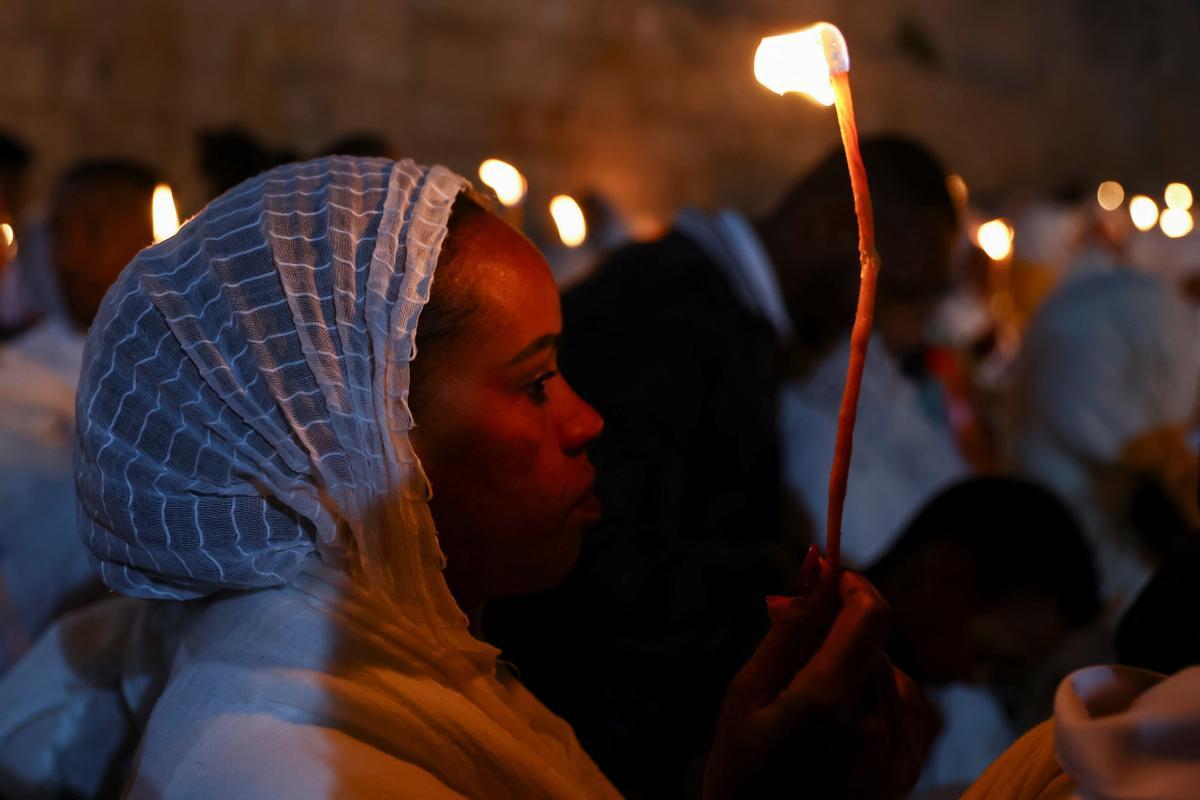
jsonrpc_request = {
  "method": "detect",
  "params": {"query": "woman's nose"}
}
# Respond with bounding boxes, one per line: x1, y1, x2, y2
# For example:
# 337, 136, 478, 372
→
560, 384, 604, 456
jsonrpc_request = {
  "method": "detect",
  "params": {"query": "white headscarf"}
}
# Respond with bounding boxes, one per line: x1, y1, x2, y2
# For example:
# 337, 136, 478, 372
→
68, 157, 620, 798
76, 156, 468, 630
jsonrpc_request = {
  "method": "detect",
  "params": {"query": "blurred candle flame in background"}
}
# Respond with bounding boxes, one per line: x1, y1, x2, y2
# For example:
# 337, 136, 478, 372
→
1097, 180, 1124, 211
478, 159, 528, 207
152, 183, 180, 243
1159, 207, 1194, 238
0, 223, 13, 249
946, 173, 969, 210
976, 218, 1014, 261
1128, 195, 1160, 232
549, 194, 587, 247
1164, 182, 1193, 211
753, 23, 849, 106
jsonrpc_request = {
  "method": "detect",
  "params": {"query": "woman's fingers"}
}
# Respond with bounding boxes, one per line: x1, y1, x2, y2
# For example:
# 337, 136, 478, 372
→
777, 570, 893, 717
728, 549, 839, 707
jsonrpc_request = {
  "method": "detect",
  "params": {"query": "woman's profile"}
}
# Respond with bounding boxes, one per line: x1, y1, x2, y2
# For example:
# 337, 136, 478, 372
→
68, 157, 924, 798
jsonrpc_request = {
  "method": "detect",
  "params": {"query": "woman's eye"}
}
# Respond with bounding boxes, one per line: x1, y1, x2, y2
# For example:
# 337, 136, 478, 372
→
527, 371, 557, 405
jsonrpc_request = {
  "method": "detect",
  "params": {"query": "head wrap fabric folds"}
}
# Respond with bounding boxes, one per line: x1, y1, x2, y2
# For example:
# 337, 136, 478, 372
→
75, 157, 469, 629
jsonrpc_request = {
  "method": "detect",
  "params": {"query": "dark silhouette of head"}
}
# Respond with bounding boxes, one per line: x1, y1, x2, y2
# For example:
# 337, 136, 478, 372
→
0, 131, 32, 220
319, 133, 397, 161
868, 477, 1100, 685
197, 127, 289, 201
50, 159, 160, 330
757, 135, 958, 367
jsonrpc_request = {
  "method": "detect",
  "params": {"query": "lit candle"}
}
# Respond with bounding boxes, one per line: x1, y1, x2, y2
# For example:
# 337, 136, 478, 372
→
1128, 195, 1159, 232
549, 194, 587, 247
756, 22, 875, 569
478, 158, 528, 230
152, 183, 180, 243
478, 159, 528, 207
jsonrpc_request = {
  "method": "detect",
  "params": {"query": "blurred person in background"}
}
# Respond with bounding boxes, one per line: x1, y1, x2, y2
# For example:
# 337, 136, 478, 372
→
485, 135, 966, 797
197, 127, 295, 203
868, 478, 1100, 798
0, 158, 159, 673
1007, 268, 1200, 614
0, 131, 35, 335
318, 131, 398, 160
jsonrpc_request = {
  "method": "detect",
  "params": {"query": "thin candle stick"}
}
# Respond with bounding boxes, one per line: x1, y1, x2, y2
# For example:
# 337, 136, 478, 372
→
825, 69, 880, 570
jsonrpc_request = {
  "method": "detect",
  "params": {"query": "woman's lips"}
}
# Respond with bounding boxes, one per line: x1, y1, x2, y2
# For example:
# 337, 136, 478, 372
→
573, 489, 603, 521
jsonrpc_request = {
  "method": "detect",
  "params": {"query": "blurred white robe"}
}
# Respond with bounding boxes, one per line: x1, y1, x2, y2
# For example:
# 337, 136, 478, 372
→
780, 333, 968, 568
0, 317, 93, 671
1007, 270, 1200, 608
127, 563, 619, 799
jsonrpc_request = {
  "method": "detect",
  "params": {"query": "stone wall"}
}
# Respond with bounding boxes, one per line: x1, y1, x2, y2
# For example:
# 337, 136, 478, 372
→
2, 0, 1198, 228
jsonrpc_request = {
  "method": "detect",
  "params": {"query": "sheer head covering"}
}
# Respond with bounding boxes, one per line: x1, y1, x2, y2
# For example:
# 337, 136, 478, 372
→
75, 157, 470, 630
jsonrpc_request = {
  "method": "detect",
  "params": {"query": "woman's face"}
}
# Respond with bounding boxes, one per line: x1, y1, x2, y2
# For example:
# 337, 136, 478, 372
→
411, 209, 604, 613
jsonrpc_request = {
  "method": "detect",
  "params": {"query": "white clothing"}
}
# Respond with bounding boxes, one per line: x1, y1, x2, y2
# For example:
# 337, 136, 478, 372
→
0, 596, 169, 799
1008, 270, 1200, 607
1055, 665, 1200, 799
129, 563, 618, 799
0, 318, 92, 671
780, 334, 968, 568
915, 683, 1018, 795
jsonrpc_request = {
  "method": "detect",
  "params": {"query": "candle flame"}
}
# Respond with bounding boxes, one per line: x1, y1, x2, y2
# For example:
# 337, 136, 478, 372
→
754, 22, 849, 106
976, 218, 1014, 261
478, 159, 528, 207
1165, 182, 1193, 212
1128, 195, 1159, 232
0, 223, 13, 249
1097, 181, 1124, 211
152, 184, 180, 243
549, 195, 587, 247
1160, 208, 1194, 238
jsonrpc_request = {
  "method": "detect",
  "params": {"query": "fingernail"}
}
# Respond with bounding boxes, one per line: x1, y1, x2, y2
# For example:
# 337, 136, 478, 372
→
798, 544, 821, 595
765, 595, 791, 620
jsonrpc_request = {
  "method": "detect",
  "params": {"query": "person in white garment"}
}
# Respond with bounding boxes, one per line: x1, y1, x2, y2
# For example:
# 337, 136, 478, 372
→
0, 159, 159, 671
963, 664, 1200, 800
1007, 268, 1200, 613
0, 157, 929, 799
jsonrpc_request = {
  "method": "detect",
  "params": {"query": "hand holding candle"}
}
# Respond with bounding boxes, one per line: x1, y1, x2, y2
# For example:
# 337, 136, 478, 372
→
756, 23, 878, 569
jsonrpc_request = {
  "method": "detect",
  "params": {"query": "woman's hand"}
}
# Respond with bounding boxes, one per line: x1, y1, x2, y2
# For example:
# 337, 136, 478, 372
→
704, 548, 932, 799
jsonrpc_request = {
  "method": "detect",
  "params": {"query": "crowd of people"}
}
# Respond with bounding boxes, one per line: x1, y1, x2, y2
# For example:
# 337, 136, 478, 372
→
0, 123, 1195, 799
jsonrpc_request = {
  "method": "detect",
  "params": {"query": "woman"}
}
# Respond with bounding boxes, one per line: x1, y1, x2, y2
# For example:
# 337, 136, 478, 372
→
73, 157, 924, 798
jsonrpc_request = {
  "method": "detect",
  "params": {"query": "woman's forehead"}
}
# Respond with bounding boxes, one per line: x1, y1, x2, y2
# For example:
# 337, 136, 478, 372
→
444, 211, 561, 360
